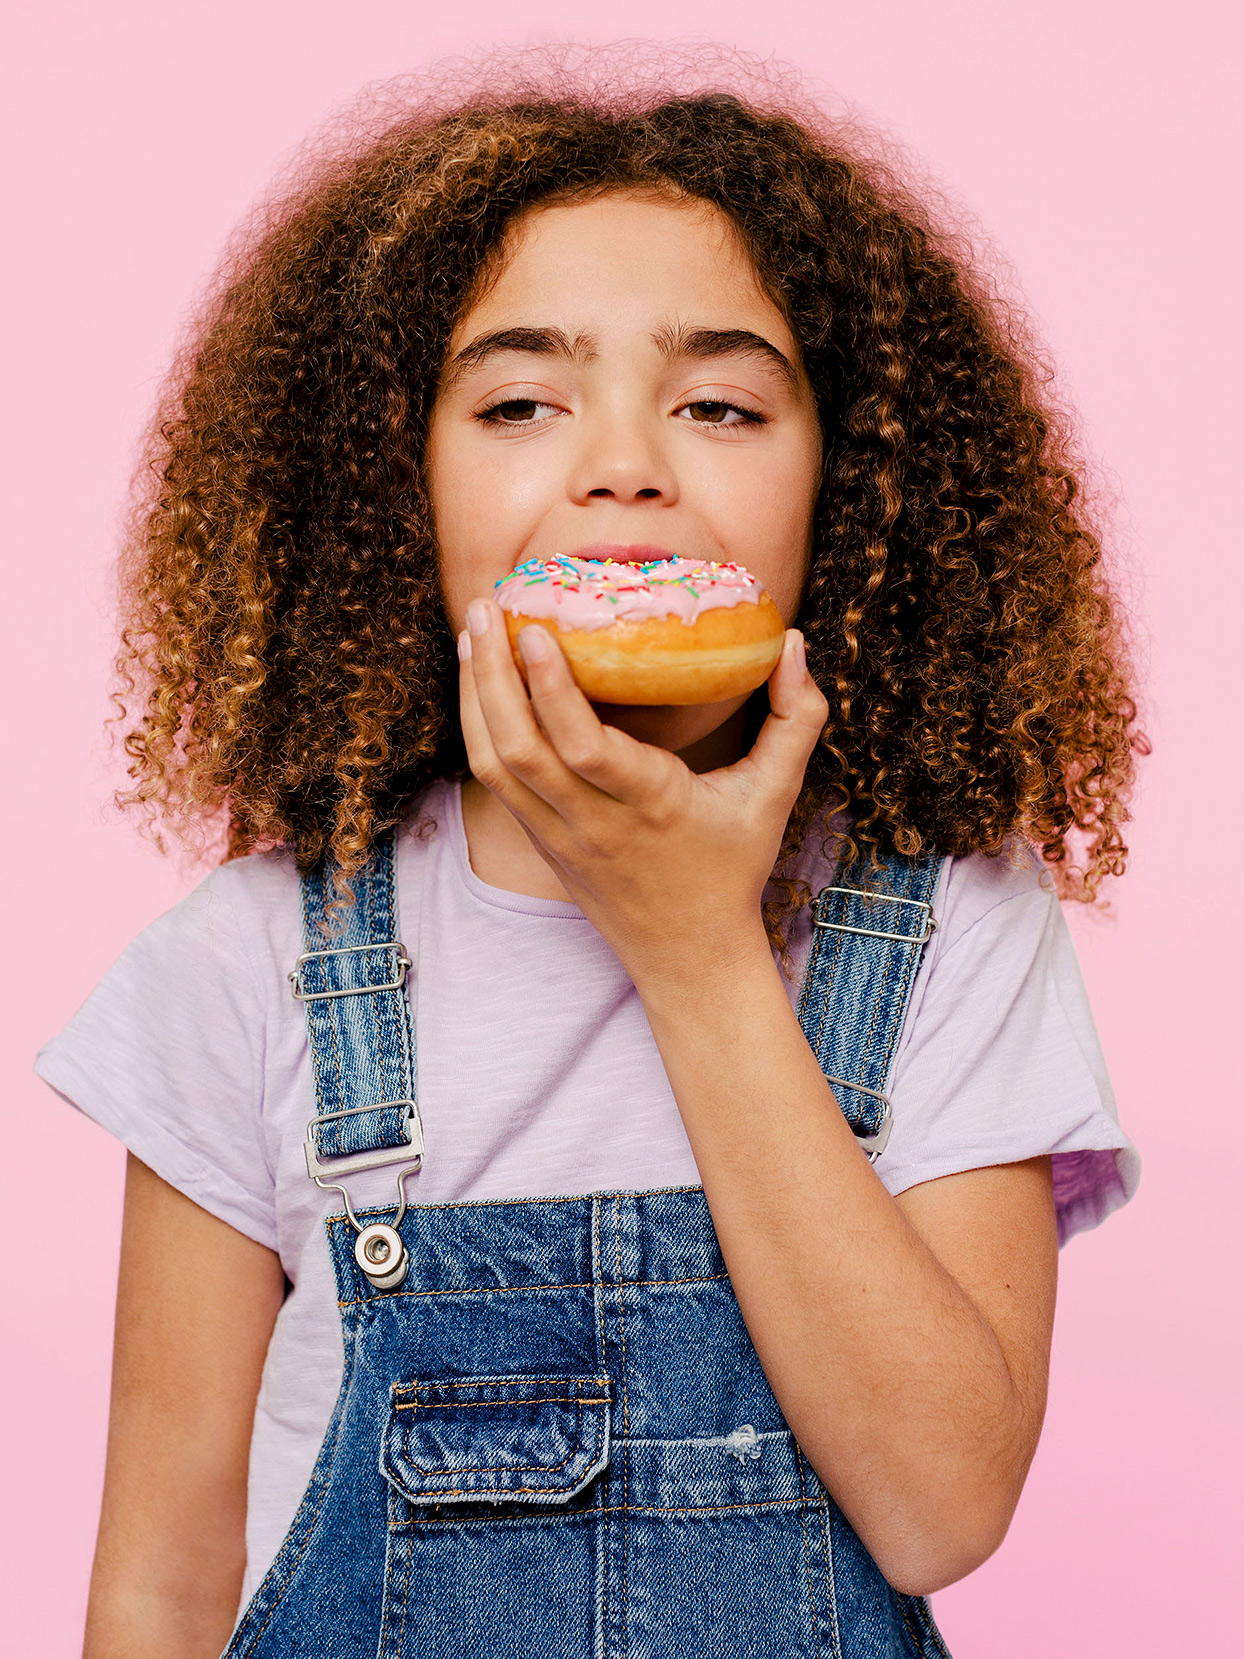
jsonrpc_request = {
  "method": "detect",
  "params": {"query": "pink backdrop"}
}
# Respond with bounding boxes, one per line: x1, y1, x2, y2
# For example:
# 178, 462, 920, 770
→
3, 2, 1239, 1653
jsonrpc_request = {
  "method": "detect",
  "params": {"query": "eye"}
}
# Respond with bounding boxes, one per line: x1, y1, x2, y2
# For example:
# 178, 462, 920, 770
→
476, 398, 561, 426
676, 399, 765, 427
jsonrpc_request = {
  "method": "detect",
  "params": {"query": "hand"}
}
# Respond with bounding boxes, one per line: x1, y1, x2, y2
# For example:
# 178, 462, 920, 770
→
457, 600, 829, 988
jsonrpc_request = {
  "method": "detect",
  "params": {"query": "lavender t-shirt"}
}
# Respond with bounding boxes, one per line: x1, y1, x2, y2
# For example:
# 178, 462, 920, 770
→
36, 777, 1138, 1601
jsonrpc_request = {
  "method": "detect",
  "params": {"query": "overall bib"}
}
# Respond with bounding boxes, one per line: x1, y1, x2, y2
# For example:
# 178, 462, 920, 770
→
225, 835, 952, 1659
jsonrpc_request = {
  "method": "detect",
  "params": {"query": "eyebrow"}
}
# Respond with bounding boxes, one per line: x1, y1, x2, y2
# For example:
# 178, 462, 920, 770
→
442, 327, 595, 388
652, 323, 799, 388
442, 322, 799, 389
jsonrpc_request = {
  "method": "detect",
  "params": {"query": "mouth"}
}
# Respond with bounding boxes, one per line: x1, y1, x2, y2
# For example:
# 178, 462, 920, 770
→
560, 544, 683, 565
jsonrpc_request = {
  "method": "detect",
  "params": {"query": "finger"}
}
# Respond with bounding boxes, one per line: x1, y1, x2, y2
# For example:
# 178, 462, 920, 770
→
457, 626, 564, 838
464, 599, 583, 806
732, 631, 828, 801
516, 624, 666, 804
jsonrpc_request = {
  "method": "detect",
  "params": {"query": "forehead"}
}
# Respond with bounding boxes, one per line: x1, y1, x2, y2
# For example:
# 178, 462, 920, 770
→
452, 190, 796, 354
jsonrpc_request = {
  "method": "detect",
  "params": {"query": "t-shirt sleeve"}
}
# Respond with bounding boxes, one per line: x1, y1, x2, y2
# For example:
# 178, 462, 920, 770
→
34, 864, 278, 1250
878, 860, 1140, 1246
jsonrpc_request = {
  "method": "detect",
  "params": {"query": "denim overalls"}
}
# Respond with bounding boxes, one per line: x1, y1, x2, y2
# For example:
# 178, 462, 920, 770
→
225, 833, 952, 1659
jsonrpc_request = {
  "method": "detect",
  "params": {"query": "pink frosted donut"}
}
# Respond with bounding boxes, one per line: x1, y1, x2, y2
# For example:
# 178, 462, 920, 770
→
494, 556, 786, 706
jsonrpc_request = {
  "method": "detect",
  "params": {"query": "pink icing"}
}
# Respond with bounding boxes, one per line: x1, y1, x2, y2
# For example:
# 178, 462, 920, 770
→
494, 556, 766, 632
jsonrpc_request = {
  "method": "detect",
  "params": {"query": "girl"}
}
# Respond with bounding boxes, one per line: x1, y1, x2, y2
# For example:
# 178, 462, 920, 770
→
38, 61, 1142, 1659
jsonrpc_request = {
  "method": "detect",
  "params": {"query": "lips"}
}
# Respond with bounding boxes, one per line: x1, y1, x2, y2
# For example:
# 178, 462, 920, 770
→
559, 543, 683, 564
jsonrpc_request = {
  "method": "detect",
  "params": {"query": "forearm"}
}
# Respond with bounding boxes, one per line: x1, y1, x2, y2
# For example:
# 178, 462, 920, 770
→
85, 1397, 249, 1659
84, 1553, 244, 1659
84, 1157, 285, 1658
456, 600, 1053, 1589
635, 927, 1041, 1591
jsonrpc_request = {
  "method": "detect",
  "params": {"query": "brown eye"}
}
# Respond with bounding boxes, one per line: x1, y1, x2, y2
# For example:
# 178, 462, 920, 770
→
677, 400, 763, 427
485, 399, 542, 422
686, 401, 733, 422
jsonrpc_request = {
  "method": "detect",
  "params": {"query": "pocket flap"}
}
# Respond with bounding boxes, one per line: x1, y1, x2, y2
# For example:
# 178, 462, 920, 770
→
381, 1374, 612, 1505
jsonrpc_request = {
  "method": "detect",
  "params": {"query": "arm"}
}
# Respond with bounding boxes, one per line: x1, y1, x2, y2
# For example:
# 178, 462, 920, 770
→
84, 1154, 286, 1659
639, 945, 1056, 1593
459, 604, 1058, 1595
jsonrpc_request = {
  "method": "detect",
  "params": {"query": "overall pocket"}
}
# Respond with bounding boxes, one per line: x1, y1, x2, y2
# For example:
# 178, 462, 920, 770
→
376, 1375, 613, 1659
381, 1373, 612, 1506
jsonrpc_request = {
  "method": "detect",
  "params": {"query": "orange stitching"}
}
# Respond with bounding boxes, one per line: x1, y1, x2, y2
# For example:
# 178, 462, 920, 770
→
817, 1497, 841, 1659
327, 1183, 704, 1224
395, 1396, 608, 1411
854, 861, 925, 1129
794, 1444, 822, 1656
592, 1197, 605, 1367
367, 875, 385, 1114
592, 1194, 608, 1654
631, 1270, 729, 1288
397, 1408, 608, 1496
326, 973, 346, 1117
855, 862, 918, 1091
877, 866, 930, 1087
337, 1270, 729, 1308
377, 1504, 404, 1659
376, 1520, 394, 1658
379, 1492, 414, 1659
395, 1492, 414, 1658
394, 1376, 610, 1392
899, 1595, 952, 1659
337, 1279, 593, 1308
397, 1494, 813, 1526
615, 1196, 630, 1655
899, 1598, 923, 1652
811, 909, 848, 1055
400, 1398, 587, 1478
230, 1371, 349, 1654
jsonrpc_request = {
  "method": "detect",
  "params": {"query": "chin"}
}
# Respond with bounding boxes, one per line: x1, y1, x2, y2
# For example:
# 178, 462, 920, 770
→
592, 696, 753, 762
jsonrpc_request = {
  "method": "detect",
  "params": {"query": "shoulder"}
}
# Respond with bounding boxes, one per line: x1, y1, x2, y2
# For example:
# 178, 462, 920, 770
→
789, 824, 1055, 954
43, 846, 309, 1049
134, 845, 304, 994
932, 841, 1057, 955
164, 782, 452, 975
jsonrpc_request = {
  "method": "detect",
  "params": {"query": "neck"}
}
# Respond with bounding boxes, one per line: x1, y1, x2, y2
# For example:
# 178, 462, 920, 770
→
460, 702, 754, 902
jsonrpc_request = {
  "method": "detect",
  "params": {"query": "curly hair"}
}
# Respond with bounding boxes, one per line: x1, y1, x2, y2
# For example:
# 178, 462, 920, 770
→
114, 51, 1144, 940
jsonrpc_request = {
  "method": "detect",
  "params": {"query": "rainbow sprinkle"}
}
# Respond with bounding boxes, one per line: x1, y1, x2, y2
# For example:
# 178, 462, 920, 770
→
494, 555, 758, 599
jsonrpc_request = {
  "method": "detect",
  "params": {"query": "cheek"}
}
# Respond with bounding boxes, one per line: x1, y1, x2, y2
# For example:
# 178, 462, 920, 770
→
429, 422, 551, 549
430, 441, 578, 632
425, 477, 474, 637
426, 425, 521, 623
697, 444, 818, 621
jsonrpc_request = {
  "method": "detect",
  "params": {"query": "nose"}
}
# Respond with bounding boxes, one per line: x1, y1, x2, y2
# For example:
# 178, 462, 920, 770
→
565, 407, 679, 506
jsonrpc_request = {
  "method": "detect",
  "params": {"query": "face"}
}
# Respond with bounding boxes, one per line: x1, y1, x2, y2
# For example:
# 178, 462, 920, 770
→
426, 190, 823, 752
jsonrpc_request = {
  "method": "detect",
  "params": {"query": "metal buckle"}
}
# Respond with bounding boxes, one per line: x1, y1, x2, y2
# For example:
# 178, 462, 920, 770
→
289, 941, 411, 1001
303, 1100, 424, 1180
304, 1101, 424, 1232
822, 1077, 893, 1162
813, 887, 937, 946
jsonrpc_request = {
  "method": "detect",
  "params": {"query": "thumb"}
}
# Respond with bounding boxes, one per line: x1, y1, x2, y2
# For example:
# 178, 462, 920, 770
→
741, 631, 829, 795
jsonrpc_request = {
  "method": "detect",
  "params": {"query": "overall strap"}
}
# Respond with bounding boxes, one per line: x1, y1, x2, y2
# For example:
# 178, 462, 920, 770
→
289, 831, 423, 1221
797, 847, 943, 1162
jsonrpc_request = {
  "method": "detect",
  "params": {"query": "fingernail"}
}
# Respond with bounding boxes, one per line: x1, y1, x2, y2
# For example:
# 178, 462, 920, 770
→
791, 631, 807, 671
518, 626, 551, 663
457, 629, 472, 662
467, 600, 491, 637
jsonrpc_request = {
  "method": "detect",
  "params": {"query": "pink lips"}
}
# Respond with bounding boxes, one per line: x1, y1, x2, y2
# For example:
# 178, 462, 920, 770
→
563, 544, 682, 564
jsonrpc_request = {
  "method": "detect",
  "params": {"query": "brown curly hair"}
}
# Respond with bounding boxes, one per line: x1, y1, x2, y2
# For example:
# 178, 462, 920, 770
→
114, 51, 1143, 937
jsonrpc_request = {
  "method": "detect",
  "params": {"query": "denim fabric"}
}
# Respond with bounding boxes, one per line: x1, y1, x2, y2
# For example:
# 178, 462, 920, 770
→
229, 837, 952, 1656
225, 1187, 951, 1659
798, 855, 941, 1140
296, 836, 418, 1159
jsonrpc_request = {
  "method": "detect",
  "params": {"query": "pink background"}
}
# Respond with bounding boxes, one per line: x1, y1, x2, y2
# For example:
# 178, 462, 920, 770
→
3, 2, 1239, 1653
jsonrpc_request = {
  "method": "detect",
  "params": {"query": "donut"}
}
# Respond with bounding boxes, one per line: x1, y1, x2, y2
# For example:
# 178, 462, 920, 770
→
494, 556, 786, 705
